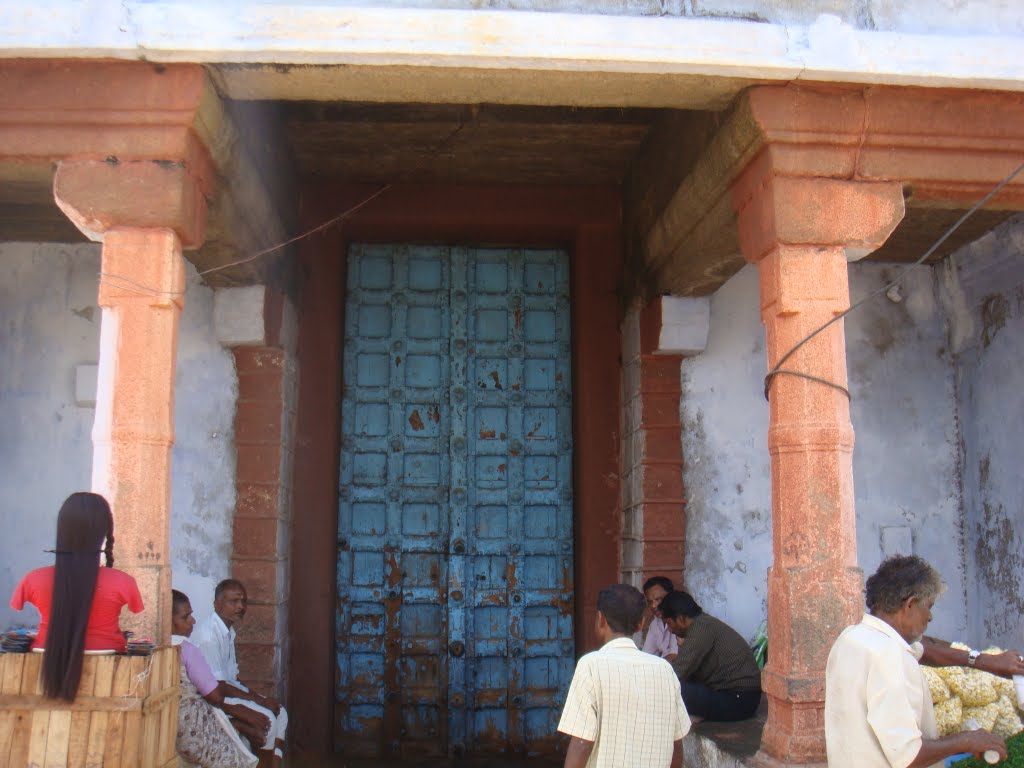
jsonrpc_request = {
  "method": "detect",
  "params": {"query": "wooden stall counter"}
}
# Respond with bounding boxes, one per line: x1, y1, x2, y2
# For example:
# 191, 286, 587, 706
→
0, 646, 180, 767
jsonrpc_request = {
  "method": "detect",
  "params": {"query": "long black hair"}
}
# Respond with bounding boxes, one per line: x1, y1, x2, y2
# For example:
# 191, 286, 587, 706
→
42, 492, 115, 700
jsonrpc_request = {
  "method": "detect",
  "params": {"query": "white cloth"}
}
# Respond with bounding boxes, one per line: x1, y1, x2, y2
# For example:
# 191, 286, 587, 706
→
191, 612, 289, 751
192, 612, 240, 685
642, 617, 679, 659
558, 636, 691, 768
825, 614, 939, 768
225, 696, 289, 751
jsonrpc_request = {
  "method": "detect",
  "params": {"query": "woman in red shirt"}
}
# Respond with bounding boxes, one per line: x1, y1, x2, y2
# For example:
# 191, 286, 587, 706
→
9, 492, 144, 700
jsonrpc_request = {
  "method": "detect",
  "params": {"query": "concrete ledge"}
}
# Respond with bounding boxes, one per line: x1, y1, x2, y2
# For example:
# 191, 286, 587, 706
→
0, 4, 1022, 97
685, 699, 767, 768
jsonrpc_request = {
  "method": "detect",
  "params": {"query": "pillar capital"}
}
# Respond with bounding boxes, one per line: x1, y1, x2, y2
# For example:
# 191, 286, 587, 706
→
733, 147, 905, 265
54, 141, 210, 248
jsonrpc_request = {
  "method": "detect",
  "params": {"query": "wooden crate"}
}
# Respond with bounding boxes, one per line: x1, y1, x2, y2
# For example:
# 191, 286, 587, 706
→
0, 646, 180, 767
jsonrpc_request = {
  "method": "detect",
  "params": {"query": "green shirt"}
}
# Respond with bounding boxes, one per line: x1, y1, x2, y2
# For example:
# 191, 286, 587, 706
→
670, 613, 762, 692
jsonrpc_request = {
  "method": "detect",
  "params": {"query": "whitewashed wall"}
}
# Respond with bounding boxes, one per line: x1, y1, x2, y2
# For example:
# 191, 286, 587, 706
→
944, 215, 1024, 650
681, 261, 969, 644
0, 241, 238, 631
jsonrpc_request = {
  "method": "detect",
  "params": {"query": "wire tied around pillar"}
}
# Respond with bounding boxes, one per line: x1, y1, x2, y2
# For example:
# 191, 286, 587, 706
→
763, 159, 1024, 402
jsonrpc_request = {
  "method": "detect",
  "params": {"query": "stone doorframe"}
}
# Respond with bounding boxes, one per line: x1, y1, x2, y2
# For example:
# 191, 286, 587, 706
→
286, 183, 623, 755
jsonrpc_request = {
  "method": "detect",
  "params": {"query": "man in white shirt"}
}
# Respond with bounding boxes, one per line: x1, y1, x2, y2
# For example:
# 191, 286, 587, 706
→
825, 556, 1005, 768
558, 584, 691, 768
641, 576, 679, 660
192, 578, 289, 766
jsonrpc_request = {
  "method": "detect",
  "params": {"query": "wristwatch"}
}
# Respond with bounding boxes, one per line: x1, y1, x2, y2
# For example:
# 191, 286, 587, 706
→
967, 649, 981, 666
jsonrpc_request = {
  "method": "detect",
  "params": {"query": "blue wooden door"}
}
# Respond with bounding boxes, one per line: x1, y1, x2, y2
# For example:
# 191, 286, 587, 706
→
336, 244, 574, 759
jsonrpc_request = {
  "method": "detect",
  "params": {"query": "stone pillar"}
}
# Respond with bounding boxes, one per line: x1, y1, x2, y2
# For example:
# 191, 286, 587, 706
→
55, 157, 208, 644
214, 285, 299, 698
620, 297, 708, 588
731, 150, 905, 764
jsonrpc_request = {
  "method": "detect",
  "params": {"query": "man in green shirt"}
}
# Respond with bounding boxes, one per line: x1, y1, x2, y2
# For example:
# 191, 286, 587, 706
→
660, 591, 762, 722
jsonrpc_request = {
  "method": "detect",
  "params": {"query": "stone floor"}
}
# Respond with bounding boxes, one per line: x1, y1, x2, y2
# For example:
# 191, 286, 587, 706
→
290, 700, 766, 768
292, 758, 560, 768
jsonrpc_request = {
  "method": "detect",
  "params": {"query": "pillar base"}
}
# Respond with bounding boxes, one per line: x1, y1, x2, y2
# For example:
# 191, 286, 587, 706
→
749, 749, 827, 768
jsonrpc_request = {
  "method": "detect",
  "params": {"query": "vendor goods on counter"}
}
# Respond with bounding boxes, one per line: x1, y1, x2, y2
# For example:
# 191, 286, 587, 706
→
924, 645, 1024, 738
0, 629, 35, 653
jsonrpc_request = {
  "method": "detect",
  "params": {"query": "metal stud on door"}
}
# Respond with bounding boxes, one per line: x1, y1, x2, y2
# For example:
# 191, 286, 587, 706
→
337, 244, 573, 759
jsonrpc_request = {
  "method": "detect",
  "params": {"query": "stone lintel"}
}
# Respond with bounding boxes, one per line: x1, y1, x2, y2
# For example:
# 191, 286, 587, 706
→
642, 84, 1024, 297
0, 60, 211, 163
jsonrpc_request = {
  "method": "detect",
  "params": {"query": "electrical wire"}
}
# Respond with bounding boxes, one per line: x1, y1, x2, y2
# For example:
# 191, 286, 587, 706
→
763, 159, 1024, 401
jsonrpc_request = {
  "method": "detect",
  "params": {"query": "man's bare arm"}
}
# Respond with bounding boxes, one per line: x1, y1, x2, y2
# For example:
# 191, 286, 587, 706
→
920, 637, 1024, 678
564, 737, 595, 768
671, 739, 683, 768
907, 729, 1006, 768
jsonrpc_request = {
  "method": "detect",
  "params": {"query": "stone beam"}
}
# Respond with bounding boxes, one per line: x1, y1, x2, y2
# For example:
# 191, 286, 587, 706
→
639, 84, 1024, 298
0, 59, 291, 286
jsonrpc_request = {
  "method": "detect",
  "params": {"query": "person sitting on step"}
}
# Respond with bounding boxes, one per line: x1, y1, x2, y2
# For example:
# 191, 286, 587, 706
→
192, 579, 288, 767
9, 492, 143, 701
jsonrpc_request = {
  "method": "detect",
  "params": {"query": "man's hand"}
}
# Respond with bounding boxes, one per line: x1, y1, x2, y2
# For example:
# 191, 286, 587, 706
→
975, 650, 1024, 679
253, 692, 282, 715
958, 729, 1007, 762
921, 638, 1024, 679
909, 730, 1007, 768
226, 703, 271, 745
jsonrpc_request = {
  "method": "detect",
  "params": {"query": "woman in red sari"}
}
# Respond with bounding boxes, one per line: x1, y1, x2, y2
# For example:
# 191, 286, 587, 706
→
9, 492, 144, 700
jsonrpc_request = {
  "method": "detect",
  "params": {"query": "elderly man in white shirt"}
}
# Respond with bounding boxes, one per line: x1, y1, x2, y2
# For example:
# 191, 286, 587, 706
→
558, 583, 691, 768
825, 556, 1005, 768
641, 576, 679, 660
192, 579, 289, 766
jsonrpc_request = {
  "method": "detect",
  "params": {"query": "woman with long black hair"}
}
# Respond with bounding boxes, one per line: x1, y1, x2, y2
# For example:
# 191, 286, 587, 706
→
9, 491, 144, 700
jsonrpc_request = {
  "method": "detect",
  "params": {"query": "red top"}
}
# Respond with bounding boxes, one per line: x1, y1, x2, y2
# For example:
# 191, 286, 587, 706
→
10, 566, 144, 652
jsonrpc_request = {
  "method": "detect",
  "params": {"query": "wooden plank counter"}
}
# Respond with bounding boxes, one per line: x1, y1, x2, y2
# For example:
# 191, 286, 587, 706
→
0, 646, 179, 767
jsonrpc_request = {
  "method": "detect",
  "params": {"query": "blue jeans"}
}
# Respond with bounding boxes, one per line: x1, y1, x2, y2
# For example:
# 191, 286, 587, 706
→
681, 680, 761, 721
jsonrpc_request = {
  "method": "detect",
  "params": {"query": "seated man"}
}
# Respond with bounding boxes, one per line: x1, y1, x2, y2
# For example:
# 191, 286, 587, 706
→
192, 579, 288, 766
660, 591, 762, 722
825, 555, 1005, 768
558, 584, 690, 767
641, 576, 679, 661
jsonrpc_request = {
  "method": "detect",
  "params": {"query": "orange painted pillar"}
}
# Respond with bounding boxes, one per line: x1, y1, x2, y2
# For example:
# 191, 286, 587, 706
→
55, 158, 208, 644
732, 151, 904, 764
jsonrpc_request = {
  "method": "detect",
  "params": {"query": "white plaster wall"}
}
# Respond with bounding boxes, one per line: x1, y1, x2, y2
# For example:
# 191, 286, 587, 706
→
170, 266, 239, 620
0, 242, 237, 631
681, 261, 966, 643
680, 266, 772, 641
846, 262, 965, 642
0, 243, 99, 629
944, 215, 1024, 651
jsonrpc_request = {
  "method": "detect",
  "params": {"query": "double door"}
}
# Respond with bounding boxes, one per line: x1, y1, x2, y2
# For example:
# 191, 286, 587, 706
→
336, 244, 574, 758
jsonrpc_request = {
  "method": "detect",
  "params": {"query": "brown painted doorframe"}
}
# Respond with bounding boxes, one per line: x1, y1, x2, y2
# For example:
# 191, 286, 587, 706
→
287, 183, 623, 756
